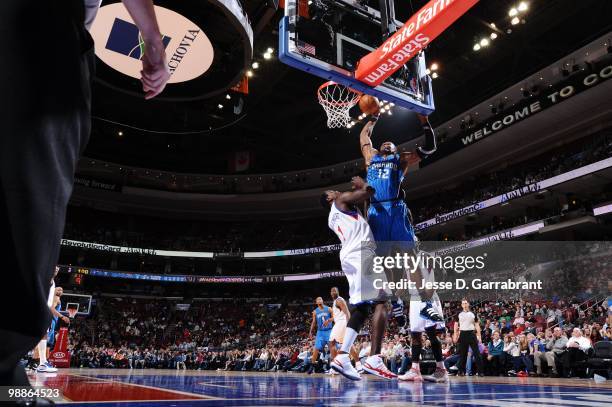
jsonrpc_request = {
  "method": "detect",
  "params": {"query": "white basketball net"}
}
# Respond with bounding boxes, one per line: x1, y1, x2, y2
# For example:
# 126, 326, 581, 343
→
317, 81, 362, 129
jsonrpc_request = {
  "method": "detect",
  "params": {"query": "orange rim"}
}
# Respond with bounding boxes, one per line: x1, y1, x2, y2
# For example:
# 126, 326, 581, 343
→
317, 81, 362, 107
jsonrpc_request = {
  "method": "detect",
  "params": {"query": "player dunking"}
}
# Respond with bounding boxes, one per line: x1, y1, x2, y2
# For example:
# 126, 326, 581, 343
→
359, 114, 436, 245
308, 297, 333, 374
321, 176, 396, 380
360, 113, 441, 321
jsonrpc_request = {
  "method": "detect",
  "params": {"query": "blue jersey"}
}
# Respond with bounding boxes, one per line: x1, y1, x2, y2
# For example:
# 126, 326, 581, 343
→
52, 303, 60, 322
366, 154, 403, 203
315, 306, 332, 331
366, 153, 416, 244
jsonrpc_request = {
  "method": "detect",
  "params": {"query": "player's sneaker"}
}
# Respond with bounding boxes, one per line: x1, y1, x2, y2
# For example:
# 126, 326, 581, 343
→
423, 367, 449, 383
398, 367, 423, 382
36, 362, 58, 373
355, 360, 364, 373
331, 354, 361, 381
419, 302, 443, 322
362, 355, 397, 379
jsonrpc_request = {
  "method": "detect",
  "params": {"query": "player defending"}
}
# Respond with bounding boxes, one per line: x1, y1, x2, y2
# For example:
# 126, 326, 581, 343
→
328, 287, 350, 363
321, 176, 396, 380
398, 251, 448, 382
308, 297, 333, 374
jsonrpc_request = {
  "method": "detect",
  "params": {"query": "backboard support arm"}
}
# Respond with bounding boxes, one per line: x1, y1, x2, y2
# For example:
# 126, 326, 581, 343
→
378, 0, 397, 38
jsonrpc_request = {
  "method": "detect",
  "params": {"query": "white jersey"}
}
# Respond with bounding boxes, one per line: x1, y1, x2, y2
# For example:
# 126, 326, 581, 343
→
328, 203, 374, 261
47, 280, 56, 308
332, 296, 347, 324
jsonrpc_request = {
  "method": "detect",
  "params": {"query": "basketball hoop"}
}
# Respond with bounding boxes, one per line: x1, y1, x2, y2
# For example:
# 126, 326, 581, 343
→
317, 81, 362, 129
66, 304, 79, 319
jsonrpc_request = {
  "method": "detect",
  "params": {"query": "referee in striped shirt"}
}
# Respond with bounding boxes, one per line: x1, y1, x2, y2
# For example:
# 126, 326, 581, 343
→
455, 299, 484, 376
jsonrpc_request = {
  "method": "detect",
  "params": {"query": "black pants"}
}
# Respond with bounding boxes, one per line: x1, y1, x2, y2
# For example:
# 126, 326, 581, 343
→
456, 330, 484, 374
487, 354, 506, 375
556, 348, 588, 377
0, 0, 93, 385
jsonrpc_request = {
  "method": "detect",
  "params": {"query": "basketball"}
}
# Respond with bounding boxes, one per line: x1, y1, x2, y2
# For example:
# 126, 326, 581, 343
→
359, 95, 380, 116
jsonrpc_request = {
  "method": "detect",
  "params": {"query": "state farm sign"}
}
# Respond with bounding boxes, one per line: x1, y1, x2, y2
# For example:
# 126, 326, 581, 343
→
356, 0, 479, 86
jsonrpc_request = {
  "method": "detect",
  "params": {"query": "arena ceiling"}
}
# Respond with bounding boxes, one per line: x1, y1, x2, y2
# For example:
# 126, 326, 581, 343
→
85, 0, 612, 174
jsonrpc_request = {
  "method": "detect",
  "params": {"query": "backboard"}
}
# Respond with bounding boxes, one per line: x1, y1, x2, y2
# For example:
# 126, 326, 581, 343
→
60, 293, 92, 316
279, 0, 435, 114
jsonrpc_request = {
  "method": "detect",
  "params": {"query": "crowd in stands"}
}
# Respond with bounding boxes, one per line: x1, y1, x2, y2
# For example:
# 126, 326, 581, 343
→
62, 133, 611, 254
54, 293, 611, 380
411, 132, 612, 223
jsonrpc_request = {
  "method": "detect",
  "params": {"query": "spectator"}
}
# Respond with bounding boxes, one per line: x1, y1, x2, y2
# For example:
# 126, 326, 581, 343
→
557, 328, 592, 378
486, 331, 505, 376
535, 327, 567, 377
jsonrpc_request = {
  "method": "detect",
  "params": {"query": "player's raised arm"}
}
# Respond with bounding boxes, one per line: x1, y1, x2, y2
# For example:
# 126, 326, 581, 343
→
400, 115, 437, 175
360, 120, 379, 166
336, 176, 375, 207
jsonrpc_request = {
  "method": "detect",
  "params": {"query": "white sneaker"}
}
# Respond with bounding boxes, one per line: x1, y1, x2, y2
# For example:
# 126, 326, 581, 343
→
362, 355, 397, 379
423, 367, 448, 383
331, 354, 361, 381
36, 362, 58, 373
355, 361, 364, 373
398, 367, 423, 382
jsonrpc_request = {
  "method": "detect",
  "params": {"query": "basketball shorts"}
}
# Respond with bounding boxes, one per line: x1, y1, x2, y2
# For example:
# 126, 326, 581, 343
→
47, 318, 58, 347
315, 330, 331, 351
409, 297, 445, 332
329, 320, 347, 344
341, 250, 392, 305
367, 202, 416, 246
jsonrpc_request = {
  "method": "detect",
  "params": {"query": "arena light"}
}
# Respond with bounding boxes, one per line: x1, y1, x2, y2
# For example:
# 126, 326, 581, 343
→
117, 131, 123, 136
473, 43, 481, 51
490, 32, 498, 40
217, 104, 223, 109
246, 70, 253, 77
518, 2, 529, 12
511, 17, 520, 25
430, 63, 439, 71
425, 68, 431, 75
490, 22, 496, 28
508, 7, 518, 17
432, 72, 439, 79
480, 38, 490, 47
252, 62, 259, 69
263, 52, 272, 60
225, 94, 231, 100
267, 47, 274, 54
